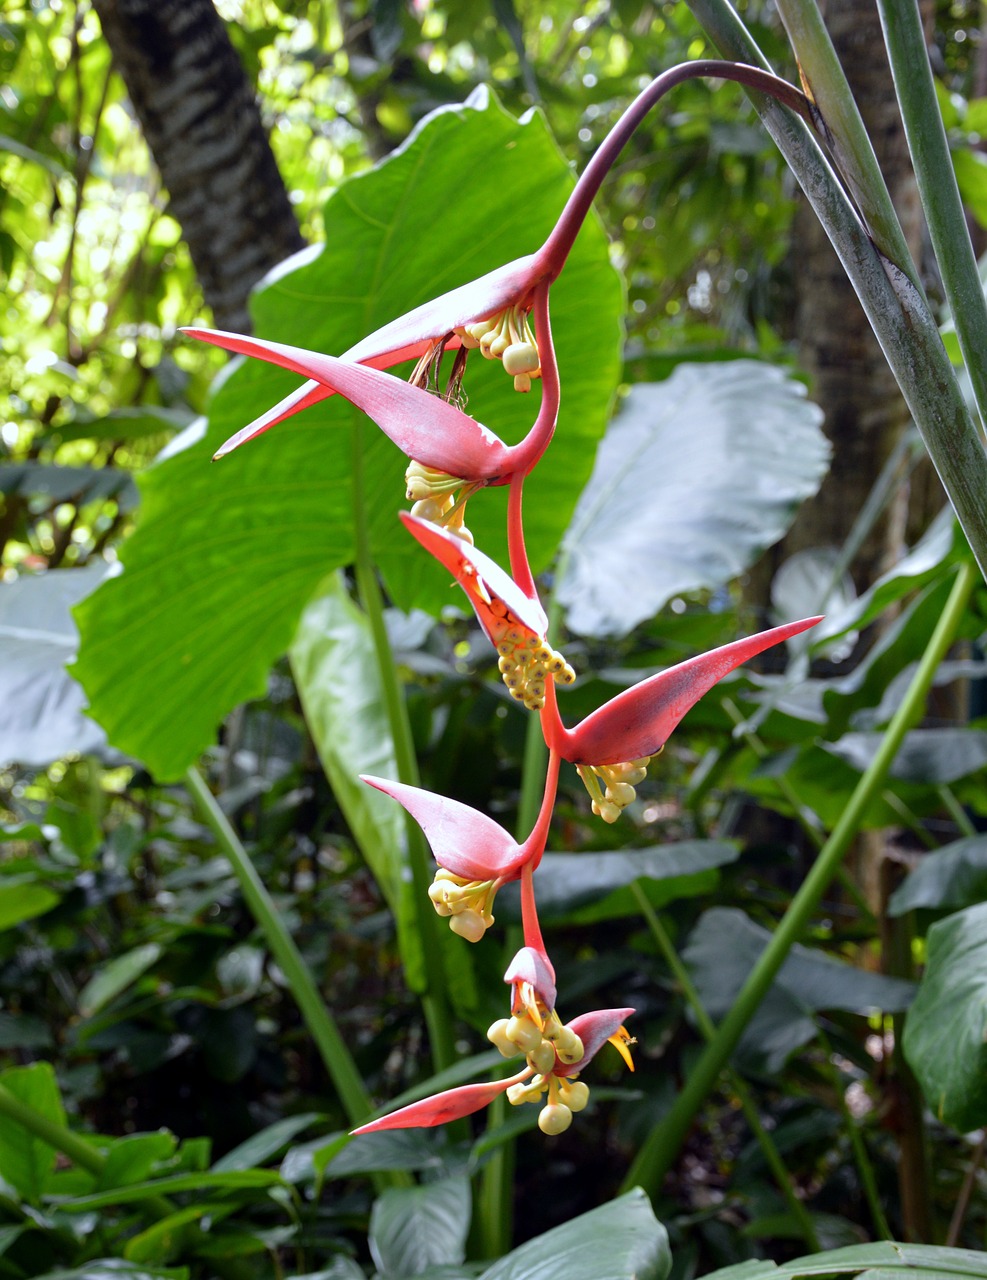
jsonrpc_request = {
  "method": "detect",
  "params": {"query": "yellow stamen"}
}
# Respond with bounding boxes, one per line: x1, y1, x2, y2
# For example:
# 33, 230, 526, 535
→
455, 306, 542, 391
576, 755, 656, 823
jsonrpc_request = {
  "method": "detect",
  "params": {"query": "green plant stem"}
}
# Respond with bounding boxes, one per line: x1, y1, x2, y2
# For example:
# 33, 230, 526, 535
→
630, 884, 821, 1251
721, 697, 875, 924
185, 766, 374, 1128
938, 785, 977, 838
876, 0, 987, 438
0, 1085, 184, 1225
623, 560, 976, 1198
686, 0, 987, 587
0, 1082, 105, 1176
817, 1029, 892, 1240
773, 0, 920, 284
349, 420, 457, 1075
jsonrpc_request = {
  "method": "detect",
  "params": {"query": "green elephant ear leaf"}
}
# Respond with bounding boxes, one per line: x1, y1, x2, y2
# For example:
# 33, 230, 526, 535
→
72, 89, 623, 780
904, 901, 987, 1131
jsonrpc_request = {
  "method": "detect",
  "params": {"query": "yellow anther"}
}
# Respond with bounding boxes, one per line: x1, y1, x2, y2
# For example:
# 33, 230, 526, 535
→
455, 306, 541, 390
577, 756, 654, 823
609, 1026, 637, 1072
538, 1102, 573, 1135
427, 869, 498, 941
558, 1079, 590, 1112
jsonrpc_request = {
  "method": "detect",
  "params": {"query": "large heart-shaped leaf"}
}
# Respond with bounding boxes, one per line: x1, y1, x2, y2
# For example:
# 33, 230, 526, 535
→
480, 1189, 669, 1280
557, 363, 829, 637
73, 89, 623, 780
0, 562, 111, 767
903, 901, 987, 1130
368, 1176, 471, 1277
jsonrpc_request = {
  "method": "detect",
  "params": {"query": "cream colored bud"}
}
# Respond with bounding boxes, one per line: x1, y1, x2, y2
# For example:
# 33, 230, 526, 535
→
513, 373, 532, 392
506, 1015, 543, 1054
605, 782, 637, 809
554, 1029, 585, 1066
503, 342, 540, 376
558, 1080, 590, 1112
538, 1102, 573, 1135
487, 1019, 519, 1057
507, 1076, 545, 1106
410, 497, 447, 521
449, 909, 488, 942
593, 799, 622, 824
529, 1040, 557, 1075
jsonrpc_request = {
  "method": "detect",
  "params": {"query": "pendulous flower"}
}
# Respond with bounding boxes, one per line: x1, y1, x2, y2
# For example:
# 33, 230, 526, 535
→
401, 512, 575, 709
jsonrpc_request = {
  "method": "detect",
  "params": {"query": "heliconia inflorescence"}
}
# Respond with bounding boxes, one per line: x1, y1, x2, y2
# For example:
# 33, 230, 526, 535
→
190, 57, 822, 1139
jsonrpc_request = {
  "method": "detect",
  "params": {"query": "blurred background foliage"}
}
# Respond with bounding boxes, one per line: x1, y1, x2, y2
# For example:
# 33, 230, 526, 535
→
4, 0, 987, 1277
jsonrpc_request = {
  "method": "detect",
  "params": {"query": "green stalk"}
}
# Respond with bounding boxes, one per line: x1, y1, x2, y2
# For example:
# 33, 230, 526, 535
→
0, 1083, 105, 1176
816, 1028, 892, 1240
721, 697, 875, 924
685, 0, 987, 586
0, 1087, 186, 1226
938, 785, 977, 838
876, 0, 987, 436
349, 421, 457, 1074
185, 766, 374, 1128
773, 0, 920, 284
630, 884, 821, 1251
623, 560, 976, 1196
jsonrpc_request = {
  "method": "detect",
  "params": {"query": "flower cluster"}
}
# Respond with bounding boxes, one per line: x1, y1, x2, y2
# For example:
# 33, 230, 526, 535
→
189, 58, 819, 1138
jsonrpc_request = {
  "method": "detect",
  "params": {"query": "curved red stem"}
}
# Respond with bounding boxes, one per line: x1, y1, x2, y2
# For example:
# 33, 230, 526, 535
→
536, 61, 811, 279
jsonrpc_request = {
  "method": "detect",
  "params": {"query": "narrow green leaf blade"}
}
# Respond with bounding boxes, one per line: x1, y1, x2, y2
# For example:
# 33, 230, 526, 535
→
78, 943, 163, 1018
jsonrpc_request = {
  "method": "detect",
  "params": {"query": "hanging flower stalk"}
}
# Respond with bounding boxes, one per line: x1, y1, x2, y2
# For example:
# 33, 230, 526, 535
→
195, 58, 823, 1138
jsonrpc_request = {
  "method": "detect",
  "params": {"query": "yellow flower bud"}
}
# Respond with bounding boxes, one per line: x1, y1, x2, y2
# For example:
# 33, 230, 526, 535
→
538, 1102, 573, 1135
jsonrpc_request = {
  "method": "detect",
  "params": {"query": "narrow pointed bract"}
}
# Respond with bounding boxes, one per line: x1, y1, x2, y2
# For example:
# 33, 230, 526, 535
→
547, 616, 823, 766
183, 328, 512, 478
361, 775, 528, 883
401, 513, 575, 709
351, 1066, 534, 1135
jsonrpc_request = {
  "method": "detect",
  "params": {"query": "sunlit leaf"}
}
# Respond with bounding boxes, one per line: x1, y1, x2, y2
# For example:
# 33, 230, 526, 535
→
73, 88, 623, 780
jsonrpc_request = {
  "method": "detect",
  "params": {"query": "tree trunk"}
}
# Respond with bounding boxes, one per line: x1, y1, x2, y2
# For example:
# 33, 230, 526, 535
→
785, 0, 940, 589
92, 0, 306, 332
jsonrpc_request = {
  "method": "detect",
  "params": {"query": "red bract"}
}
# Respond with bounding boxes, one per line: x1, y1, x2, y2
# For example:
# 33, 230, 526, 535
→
351, 1065, 534, 1134
544, 616, 823, 766
360, 775, 531, 883
400, 512, 575, 704
182, 328, 515, 479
